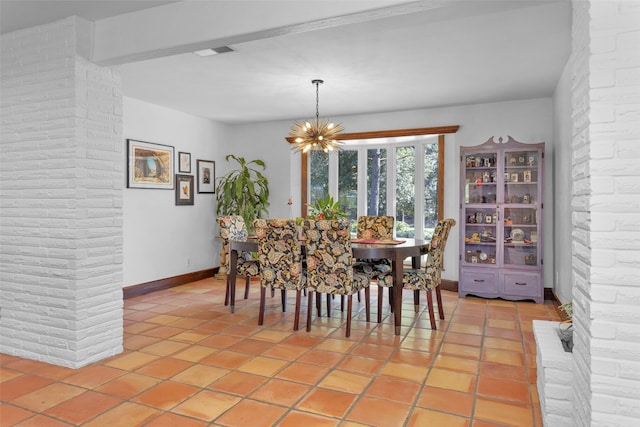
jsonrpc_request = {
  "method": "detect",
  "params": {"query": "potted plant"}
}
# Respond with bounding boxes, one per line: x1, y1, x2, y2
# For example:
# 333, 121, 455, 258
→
307, 194, 347, 220
558, 302, 573, 352
216, 154, 270, 231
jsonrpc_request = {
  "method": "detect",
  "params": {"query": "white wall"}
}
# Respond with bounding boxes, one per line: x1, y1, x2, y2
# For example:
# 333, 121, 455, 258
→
225, 98, 555, 286
123, 97, 227, 286
552, 57, 574, 304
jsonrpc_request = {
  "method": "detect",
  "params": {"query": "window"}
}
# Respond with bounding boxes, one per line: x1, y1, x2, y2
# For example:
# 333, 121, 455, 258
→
297, 126, 458, 240
309, 135, 441, 240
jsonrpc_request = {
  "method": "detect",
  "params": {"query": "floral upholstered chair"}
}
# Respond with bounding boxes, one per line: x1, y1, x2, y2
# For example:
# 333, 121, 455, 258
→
353, 215, 395, 322
303, 219, 370, 337
377, 218, 456, 330
217, 215, 260, 306
253, 219, 305, 330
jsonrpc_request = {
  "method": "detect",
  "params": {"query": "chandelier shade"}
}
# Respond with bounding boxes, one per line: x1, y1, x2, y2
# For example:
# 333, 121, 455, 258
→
289, 80, 344, 153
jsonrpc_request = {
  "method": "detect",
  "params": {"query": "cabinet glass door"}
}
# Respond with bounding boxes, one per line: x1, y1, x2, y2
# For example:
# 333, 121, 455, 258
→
504, 150, 539, 204
463, 207, 498, 265
503, 206, 539, 267
463, 152, 498, 205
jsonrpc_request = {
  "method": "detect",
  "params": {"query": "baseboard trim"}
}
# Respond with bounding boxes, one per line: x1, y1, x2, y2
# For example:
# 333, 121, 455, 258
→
123, 268, 218, 299
441, 279, 458, 292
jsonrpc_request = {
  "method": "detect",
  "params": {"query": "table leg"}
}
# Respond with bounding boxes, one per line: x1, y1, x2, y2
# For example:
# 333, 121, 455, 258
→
229, 249, 238, 313
392, 255, 403, 335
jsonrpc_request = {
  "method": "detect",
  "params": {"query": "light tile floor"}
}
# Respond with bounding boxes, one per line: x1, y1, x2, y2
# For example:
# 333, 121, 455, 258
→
1, 277, 561, 426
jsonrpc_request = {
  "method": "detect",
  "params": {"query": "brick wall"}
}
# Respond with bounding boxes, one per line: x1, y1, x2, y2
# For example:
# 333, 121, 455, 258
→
0, 17, 124, 368
534, 321, 574, 427
571, 1, 640, 425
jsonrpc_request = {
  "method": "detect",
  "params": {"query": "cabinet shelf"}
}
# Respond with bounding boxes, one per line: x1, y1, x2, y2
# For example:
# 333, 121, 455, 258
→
460, 136, 544, 304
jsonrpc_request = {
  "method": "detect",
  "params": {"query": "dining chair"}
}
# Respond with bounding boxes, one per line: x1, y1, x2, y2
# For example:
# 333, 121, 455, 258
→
353, 215, 395, 322
303, 219, 370, 337
253, 219, 305, 330
377, 218, 456, 330
217, 215, 260, 306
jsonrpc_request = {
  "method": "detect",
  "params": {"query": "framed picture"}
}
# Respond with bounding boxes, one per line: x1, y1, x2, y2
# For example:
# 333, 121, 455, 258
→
127, 139, 174, 189
523, 170, 532, 182
511, 172, 519, 183
175, 174, 194, 205
178, 152, 191, 173
197, 159, 215, 193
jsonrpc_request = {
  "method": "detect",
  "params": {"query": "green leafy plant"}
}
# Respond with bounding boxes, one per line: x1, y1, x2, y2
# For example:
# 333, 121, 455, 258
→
307, 194, 347, 220
216, 155, 270, 230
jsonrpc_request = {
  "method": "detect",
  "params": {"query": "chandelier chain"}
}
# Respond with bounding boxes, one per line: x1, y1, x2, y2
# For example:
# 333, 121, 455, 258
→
315, 81, 320, 125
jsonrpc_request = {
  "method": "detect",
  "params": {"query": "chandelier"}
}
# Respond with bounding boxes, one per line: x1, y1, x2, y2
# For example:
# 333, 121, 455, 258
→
289, 79, 344, 153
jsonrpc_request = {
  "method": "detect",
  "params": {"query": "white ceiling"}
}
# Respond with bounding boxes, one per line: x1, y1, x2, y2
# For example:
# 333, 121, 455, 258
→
0, 0, 572, 125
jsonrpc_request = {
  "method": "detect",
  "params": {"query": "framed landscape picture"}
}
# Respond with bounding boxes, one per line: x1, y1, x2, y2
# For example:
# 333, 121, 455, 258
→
175, 174, 194, 205
197, 159, 215, 193
127, 139, 174, 189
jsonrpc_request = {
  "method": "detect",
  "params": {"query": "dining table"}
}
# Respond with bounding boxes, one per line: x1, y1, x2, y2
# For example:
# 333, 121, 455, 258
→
227, 237, 431, 335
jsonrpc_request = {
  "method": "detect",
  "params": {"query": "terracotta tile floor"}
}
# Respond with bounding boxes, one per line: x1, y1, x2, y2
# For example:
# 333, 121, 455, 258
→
1, 277, 561, 426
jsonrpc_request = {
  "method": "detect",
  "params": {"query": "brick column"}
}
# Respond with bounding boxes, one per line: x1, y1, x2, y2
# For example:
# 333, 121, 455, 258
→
0, 17, 124, 368
571, 1, 640, 425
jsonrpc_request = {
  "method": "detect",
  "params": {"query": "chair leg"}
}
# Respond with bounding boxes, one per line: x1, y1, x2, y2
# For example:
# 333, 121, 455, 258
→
258, 286, 266, 325
316, 293, 321, 316
436, 286, 445, 319
346, 295, 353, 337
307, 291, 314, 332
340, 295, 345, 312
377, 285, 383, 323
365, 287, 371, 323
224, 275, 230, 306
357, 289, 361, 302
414, 289, 420, 313
388, 287, 394, 313
327, 294, 331, 318
271, 286, 275, 297
243, 276, 250, 299
281, 289, 287, 312
426, 290, 437, 330
293, 290, 301, 331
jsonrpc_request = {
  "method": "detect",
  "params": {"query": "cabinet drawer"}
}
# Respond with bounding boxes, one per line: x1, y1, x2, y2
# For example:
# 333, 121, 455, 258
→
460, 269, 499, 294
501, 272, 541, 297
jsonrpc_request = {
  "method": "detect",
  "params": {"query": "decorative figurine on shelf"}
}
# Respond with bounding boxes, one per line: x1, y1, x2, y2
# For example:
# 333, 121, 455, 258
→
523, 170, 532, 182
482, 171, 490, 183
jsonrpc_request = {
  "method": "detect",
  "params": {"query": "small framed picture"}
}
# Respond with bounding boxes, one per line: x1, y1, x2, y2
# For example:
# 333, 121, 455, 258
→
196, 159, 215, 193
523, 170, 532, 182
528, 156, 535, 166
511, 172, 519, 183
175, 174, 194, 205
178, 152, 191, 173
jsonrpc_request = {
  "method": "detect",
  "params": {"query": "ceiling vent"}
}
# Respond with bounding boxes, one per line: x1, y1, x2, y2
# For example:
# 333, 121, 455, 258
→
193, 46, 234, 57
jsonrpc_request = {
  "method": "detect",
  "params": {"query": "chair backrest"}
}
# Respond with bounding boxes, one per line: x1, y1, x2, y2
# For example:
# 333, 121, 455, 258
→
253, 219, 303, 290
357, 215, 394, 239
217, 215, 249, 241
303, 219, 357, 294
217, 215, 249, 268
424, 218, 456, 287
